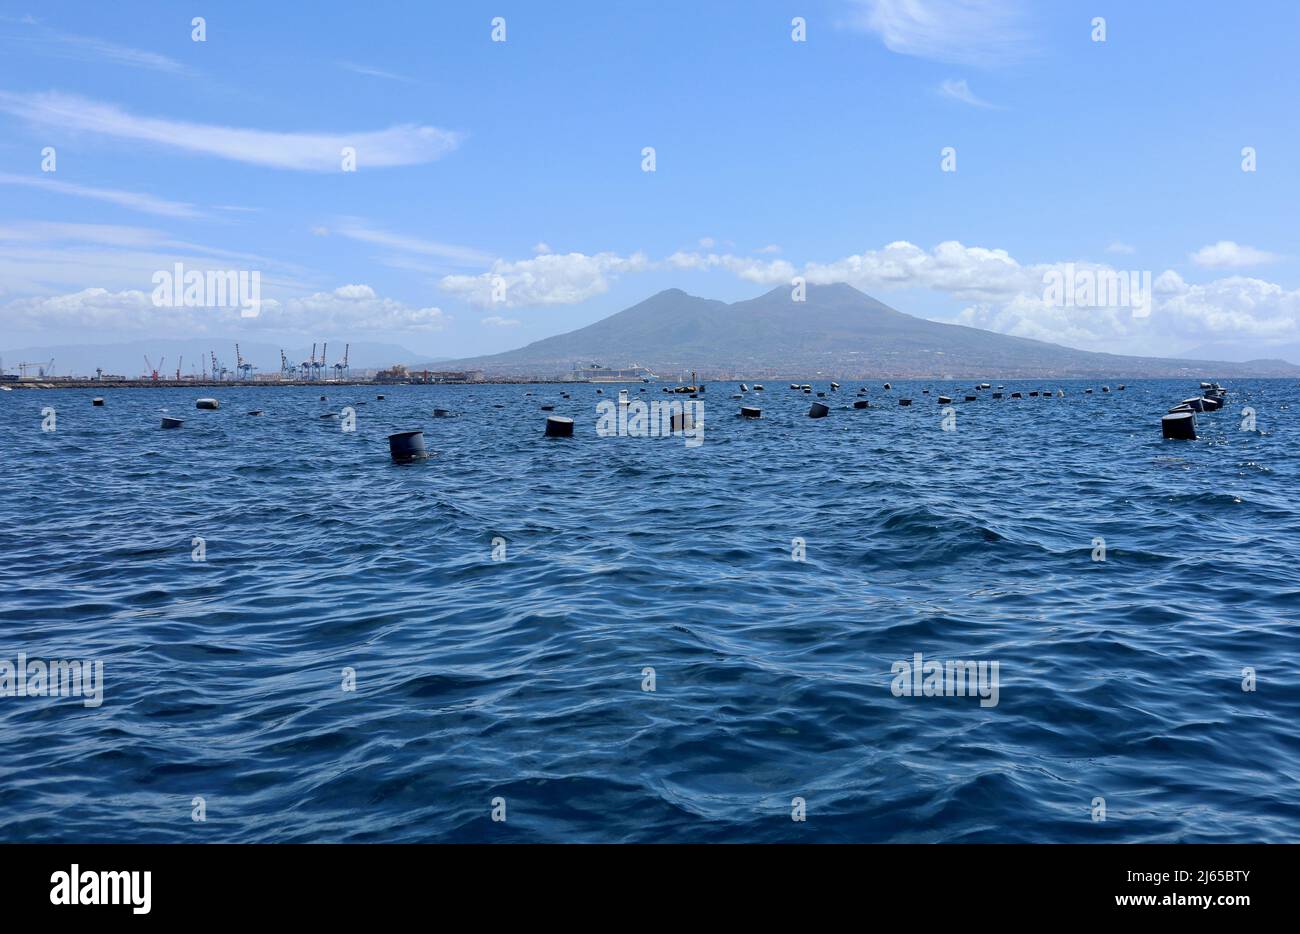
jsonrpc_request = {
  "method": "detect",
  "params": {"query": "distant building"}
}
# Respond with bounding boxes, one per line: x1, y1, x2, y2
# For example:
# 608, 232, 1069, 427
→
573, 364, 657, 382
374, 365, 484, 383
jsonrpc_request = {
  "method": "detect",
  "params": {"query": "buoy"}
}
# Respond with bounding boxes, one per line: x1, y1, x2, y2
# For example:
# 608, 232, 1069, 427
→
739, 406, 761, 418
1117, 385, 1126, 391
883, 382, 892, 390
92, 397, 104, 406
816, 391, 826, 398
754, 384, 764, 391
964, 395, 977, 402
596, 388, 603, 394
319, 413, 337, 419
1084, 388, 1093, 394
830, 382, 840, 390
1179, 397, 1209, 412
898, 398, 912, 406
670, 412, 695, 431
1010, 392, 1022, 398
161, 416, 184, 429
196, 398, 219, 409
1028, 391, 1039, 397
740, 383, 748, 391
545, 416, 574, 437
808, 402, 830, 418
1199, 395, 1223, 411
790, 383, 799, 390
434, 408, 451, 417
320, 395, 326, 401
388, 430, 429, 462
937, 396, 952, 404
1168, 404, 1194, 413
732, 394, 743, 399
803, 388, 812, 394
618, 389, 629, 405
853, 399, 870, 409
979, 383, 991, 390
1102, 386, 1110, 393
246, 410, 262, 416
541, 404, 555, 411
922, 388, 930, 394
377, 394, 385, 400
992, 392, 1003, 399
1056, 389, 1064, 397
1162, 412, 1197, 440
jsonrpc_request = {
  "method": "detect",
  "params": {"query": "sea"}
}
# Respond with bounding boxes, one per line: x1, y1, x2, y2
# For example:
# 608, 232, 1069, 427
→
0, 378, 1297, 842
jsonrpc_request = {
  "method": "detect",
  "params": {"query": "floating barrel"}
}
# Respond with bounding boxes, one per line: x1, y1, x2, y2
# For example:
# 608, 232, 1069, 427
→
991, 392, 1003, 399
160, 416, 184, 429
1168, 404, 1194, 413
196, 398, 219, 410
1200, 382, 1212, 390
388, 430, 429, 462
898, 398, 912, 406
732, 394, 743, 400
377, 394, 385, 400
922, 388, 930, 394
92, 397, 104, 406
670, 412, 695, 431
937, 396, 952, 404
1028, 391, 1039, 397
541, 404, 555, 411
754, 384, 764, 391
1084, 388, 1093, 394
803, 388, 812, 394
320, 395, 327, 401
808, 402, 830, 418
1162, 412, 1197, 440
740, 383, 748, 392
246, 410, 263, 416
1117, 385, 1126, 391
965, 395, 977, 402
739, 406, 761, 418
830, 382, 840, 390
853, 399, 870, 409
1199, 395, 1223, 411
1179, 397, 1208, 412
434, 408, 451, 417
883, 383, 892, 390
1102, 386, 1110, 392
980, 383, 991, 390
1010, 392, 1022, 398
816, 391, 826, 397
545, 416, 574, 438
790, 383, 799, 390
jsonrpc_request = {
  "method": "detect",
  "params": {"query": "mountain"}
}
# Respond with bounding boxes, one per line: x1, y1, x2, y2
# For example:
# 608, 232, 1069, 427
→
0, 339, 435, 379
438, 284, 1300, 379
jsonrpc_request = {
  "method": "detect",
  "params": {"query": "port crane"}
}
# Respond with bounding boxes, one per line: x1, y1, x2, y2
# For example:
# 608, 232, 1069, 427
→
143, 356, 163, 381
175, 356, 183, 381
18, 359, 55, 378
301, 343, 316, 381
333, 343, 350, 379
279, 349, 295, 380
319, 343, 328, 381
236, 344, 256, 380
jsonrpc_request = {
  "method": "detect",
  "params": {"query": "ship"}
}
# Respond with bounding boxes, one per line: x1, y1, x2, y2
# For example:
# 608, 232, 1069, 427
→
572, 363, 658, 383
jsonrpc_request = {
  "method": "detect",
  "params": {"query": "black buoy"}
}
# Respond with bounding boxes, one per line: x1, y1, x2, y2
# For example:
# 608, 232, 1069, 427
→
545, 416, 574, 437
1179, 397, 1208, 412
377, 394, 385, 400
808, 402, 830, 418
964, 395, 977, 402
670, 412, 695, 431
196, 398, 219, 410
922, 388, 930, 394
754, 384, 764, 391
246, 410, 262, 416
388, 430, 429, 462
161, 416, 184, 429
883, 382, 892, 390
320, 395, 327, 401
1117, 385, 1126, 391
1168, 403, 1193, 413
1102, 386, 1110, 392
92, 397, 104, 406
1162, 412, 1197, 440
853, 399, 870, 409
816, 391, 826, 398
898, 398, 912, 406
541, 404, 555, 411
803, 388, 812, 394
434, 408, 451, 417
596, 388, 603, 394
1010, 391, 1022, 398
992, 392, 1003, 399
830, 382, 840, 390
739, 406, 761, 418
740, 383, 748, 391
1084, 388, 1093, 394
1028, 391, 1039, 397
1199, 395, 1223, 411
937, 396, 952, 404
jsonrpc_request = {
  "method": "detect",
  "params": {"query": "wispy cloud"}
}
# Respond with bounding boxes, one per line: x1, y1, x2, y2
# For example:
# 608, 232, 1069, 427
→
337, 61, 415, 83
441, 251, 650, 307
1105, 241, 1136, 255
845, 0, 1034, 66
0, 91, 462, 171
937, 78, 1000, 109
322, 219, 494, 266
1190, 240, 1278, 269
3, 21, 190, 74
0, 172, 202, 218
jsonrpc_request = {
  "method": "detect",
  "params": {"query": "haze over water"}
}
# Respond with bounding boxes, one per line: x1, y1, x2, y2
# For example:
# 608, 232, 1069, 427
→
1, 379, 1297, 842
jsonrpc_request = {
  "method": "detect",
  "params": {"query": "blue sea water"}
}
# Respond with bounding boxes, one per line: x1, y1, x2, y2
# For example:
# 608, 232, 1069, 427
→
0, 378, 1297, 843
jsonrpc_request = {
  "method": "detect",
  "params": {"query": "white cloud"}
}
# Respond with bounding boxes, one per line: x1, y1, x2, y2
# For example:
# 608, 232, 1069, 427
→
10, 24, 190, 74
440, 251, 650, 307
337, 61, 414, 82
533, 242, 552, 254
756, 244, 782, 254
481, 315, 520, 328
1105, 241, 1136, 255
0, 172, 202, 218
0, 284, 449, 335
698, 237, 716, 249
0, 91, 462, 172
938, 78, 999, 108
845, 0, 1034, 66
1190, 240, 1278, 268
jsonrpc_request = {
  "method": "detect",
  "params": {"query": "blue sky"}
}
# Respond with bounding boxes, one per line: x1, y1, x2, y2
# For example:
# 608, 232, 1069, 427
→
2, 0, 1298, 364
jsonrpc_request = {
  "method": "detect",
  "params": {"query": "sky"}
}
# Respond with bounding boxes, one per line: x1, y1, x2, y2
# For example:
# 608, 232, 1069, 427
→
2, 0, 1299, 369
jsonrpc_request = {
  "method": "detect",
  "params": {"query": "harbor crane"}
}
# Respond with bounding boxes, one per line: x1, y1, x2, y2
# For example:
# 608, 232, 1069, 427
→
236, 344, 256, 380
175, 356, 183, 381
333, 343, 350, 379
301, 343, 316, 381
18, 359, 55, 378
280, 349, 295, 380
143, 356, 163, 381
